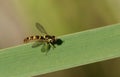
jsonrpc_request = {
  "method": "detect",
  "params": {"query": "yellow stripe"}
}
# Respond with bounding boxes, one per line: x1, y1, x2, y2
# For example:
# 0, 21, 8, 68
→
33, 36, 36, 40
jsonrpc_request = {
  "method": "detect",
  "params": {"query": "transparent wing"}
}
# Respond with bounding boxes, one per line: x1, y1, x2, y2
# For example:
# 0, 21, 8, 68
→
32, 41, 43, 48
41, 43, 51, 54
35, 22, 48, 34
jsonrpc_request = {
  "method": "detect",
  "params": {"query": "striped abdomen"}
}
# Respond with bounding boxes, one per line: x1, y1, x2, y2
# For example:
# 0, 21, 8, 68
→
24, 35, 44, 43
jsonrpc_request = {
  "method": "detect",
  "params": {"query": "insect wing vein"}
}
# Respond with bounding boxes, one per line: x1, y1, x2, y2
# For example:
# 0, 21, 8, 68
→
32, 41, 43, 48
36, 22, 48, 35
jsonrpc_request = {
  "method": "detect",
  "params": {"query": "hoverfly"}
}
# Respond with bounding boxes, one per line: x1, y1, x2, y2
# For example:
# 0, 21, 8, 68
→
24, 22, 63, 54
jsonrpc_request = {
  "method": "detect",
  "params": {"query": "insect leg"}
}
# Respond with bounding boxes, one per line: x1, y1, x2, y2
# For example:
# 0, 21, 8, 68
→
50, 43, 56, 50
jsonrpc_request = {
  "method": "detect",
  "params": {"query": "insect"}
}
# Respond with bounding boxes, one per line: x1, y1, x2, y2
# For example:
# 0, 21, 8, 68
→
24, 22, 63, 54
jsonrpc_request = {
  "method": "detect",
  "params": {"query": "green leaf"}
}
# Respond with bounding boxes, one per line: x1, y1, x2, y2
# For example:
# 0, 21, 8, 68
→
0, 24, 120, 77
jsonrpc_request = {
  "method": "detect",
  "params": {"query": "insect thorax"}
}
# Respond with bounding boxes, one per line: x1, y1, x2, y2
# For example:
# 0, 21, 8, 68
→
44, 35, 56, 43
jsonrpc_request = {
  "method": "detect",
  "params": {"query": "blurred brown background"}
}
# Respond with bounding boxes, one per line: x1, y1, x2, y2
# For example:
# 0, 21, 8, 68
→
0, 0, 120, 77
